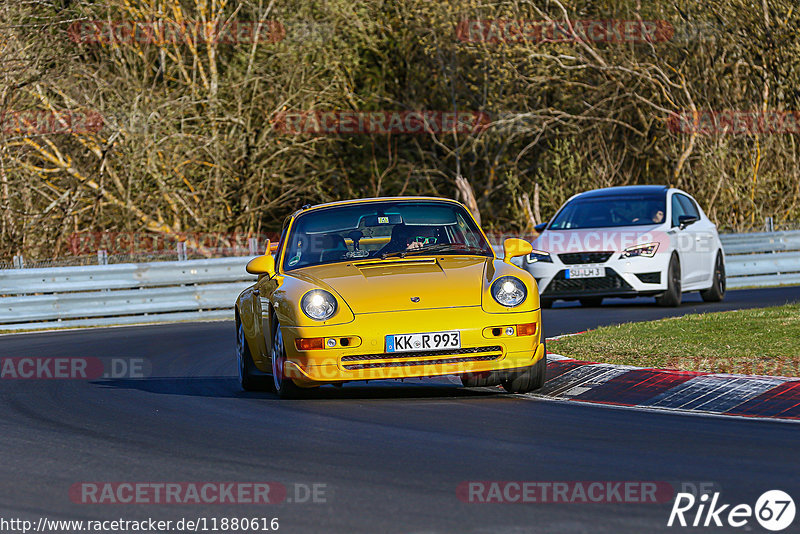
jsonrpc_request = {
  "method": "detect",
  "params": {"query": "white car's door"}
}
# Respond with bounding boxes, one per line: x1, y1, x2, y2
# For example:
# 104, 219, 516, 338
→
669, 192, 704, 285
681, 196, 718, 287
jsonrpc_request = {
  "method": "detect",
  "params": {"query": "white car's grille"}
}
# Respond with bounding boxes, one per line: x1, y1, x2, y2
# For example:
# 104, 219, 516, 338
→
558, 252, 614, 264
545, 268, 633, 294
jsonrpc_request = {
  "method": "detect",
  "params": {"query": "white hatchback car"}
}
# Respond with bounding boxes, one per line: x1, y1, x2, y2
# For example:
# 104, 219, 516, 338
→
523, 185, 726, 307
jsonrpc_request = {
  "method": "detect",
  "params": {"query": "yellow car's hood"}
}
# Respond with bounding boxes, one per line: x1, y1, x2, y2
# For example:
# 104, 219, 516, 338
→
291, 256, 489, 313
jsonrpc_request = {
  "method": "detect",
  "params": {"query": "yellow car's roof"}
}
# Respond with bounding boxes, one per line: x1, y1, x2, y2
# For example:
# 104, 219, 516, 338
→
289, 196, 462, 219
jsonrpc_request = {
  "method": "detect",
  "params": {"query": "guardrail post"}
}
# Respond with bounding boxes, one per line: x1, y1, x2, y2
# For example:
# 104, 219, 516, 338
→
765, 216, 774, 232
12, 255, 24, 269
97, 249, 108, 265
177, 241, 188, 261
248, 237, 259, 256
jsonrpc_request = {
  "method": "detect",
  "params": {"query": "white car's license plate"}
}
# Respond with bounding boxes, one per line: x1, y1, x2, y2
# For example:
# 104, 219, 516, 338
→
566, 266, 605, 279
386, 331, 461, 353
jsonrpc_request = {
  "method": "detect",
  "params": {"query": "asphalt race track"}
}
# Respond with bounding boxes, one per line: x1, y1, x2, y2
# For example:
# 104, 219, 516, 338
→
2, 286, 800, 533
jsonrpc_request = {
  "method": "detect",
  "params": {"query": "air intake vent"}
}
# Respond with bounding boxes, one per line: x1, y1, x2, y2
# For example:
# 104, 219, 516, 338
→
545, 268, 632, 293
558, 252, 614, 264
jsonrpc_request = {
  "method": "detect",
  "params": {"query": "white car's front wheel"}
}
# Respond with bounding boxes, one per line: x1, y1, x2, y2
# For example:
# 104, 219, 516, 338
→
656, 254, 682, 307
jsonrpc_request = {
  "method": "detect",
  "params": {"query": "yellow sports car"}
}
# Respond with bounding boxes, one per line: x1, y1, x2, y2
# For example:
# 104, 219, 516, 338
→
235, 197, 545, 398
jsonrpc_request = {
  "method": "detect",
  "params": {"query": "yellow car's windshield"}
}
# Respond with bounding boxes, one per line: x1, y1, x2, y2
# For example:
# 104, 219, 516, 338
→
282, 200, 493, 270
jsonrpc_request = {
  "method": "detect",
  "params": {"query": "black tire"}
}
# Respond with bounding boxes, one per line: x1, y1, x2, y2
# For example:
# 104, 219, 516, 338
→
460, 370, 502, 388
501, 344, 547, 393
271, 320, 305, 399
237, 319, 269, 391
700, 251, 726, 302
579, 297, 603, 307
655, 253, 682, 307
540, 298, 553, 309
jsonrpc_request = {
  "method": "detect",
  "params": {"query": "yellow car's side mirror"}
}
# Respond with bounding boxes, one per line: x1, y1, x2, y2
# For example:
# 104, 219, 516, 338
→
502, 238, 533, 264
246, 254, 276, 276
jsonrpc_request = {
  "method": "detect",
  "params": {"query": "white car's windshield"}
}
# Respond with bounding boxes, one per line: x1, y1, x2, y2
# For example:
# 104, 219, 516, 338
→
282, 200, 493, 270
549, 195, 667, 230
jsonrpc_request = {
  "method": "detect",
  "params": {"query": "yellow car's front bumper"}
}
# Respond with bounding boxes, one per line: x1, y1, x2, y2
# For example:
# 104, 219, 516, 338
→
279, 306, 543, 385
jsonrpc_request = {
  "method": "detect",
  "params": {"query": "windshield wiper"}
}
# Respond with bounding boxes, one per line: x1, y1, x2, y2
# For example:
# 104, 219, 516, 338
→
380, 250, 409, 260
403, 243, 489, 257
380, 243, 489, 260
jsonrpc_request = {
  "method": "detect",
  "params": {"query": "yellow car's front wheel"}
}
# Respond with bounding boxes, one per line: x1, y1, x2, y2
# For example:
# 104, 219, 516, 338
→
501, 355, 547, 393
461, 342, 547, 394
271, 322, 304, 399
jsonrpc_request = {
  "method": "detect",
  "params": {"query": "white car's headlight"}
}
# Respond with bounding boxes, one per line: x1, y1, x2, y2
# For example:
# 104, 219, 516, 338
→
301, 289, 338, 321
528, 249, 553, 263
621, 242, 659, 258
491, 276, 528, 307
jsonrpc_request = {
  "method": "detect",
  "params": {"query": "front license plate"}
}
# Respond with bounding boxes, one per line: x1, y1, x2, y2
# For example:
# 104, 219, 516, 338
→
566, 266, 605, 279
386, 331, 461, 353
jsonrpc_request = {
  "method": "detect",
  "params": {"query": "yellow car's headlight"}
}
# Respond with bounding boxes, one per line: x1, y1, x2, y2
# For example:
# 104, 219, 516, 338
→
301, 289, 338, 321
491, 276, 527, 307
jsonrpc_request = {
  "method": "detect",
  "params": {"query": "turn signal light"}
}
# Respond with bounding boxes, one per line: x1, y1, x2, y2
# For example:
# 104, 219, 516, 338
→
295, 337, 324, 351
516, 323, 537, 336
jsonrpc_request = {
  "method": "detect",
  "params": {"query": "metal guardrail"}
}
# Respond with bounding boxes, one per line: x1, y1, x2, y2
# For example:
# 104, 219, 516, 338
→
0, 257, 252, 295
0, 231, 798, 331
720, 231, 800, 289
0, 258, 254, 331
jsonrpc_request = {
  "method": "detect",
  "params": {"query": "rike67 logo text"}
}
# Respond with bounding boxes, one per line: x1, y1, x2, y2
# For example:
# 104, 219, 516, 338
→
668, 490, 795, 531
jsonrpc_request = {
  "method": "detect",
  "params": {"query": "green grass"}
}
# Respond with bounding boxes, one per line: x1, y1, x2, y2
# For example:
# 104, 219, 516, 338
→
548, 303, 800, 377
